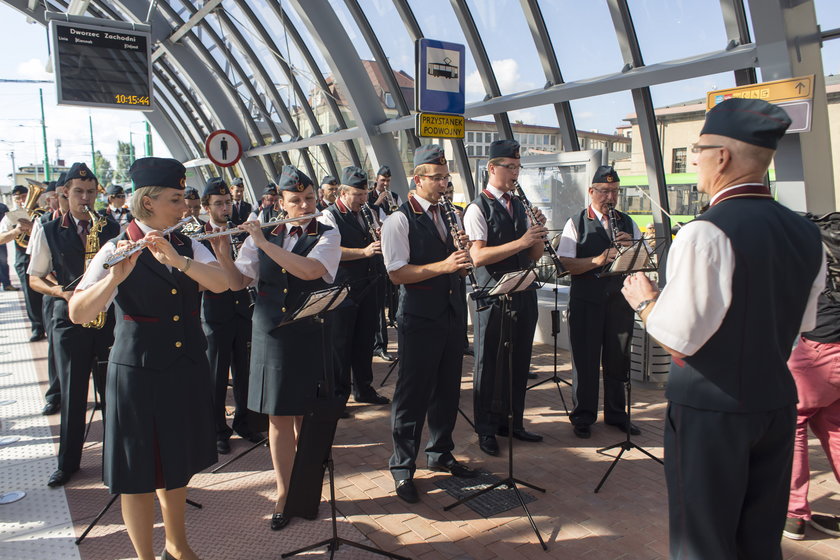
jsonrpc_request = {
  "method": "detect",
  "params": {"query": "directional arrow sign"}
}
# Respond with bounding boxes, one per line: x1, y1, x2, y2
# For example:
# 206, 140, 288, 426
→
706, 75, 814, 110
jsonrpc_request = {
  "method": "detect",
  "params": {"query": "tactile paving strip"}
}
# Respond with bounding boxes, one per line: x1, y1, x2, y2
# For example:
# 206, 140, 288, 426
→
0, 288, 80, 560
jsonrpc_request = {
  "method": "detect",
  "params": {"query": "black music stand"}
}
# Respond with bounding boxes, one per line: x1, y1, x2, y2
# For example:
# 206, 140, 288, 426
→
444, 269, 548, 550
592, 249, 663, 493
281, 287, 407, 560
526, 275, 570, 416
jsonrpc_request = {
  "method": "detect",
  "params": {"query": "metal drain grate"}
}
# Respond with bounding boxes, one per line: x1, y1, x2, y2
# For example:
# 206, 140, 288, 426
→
434, 470, 536, 517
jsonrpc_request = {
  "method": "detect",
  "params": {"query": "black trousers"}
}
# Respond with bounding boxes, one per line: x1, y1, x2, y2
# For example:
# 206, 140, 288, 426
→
373, 275, 390, 353
204, 314, 253, 440
43, 295, 60, 405
0, 244, 11, 286
15, 257, 44, 335
665, 402, 796, 560
333, 286, 378, 398
389, 308, 465, 481
473, 291, 538, 436
53, 304, 112, 473
568, 291, 634, 427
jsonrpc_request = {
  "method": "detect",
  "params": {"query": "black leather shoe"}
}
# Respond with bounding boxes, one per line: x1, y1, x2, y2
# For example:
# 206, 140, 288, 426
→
270, 513, 290, 531
42, 401, 60, 415
606, 421, 642, 436
497, 427, 543, 442
478, 435, 499, 456
375, 350, 395, 362
216, 439, 231, 454
573, 424, 591, 439
29, 331, 46, 342
47, 469, 73, 487
395, 479, 419, 503
354, 390, 390, 405
428, 460, 477, 478
339, 407, 352, 419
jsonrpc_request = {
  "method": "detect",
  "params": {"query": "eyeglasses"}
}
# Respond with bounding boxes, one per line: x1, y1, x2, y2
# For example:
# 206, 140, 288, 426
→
210, 201, 233, 208
419, 174, 451, 183
591, 187, 619, 196
494, 163, 523, 171
690, 143, 724, 153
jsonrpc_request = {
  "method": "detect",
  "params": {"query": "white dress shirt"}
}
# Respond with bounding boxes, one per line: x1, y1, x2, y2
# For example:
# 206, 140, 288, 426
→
463, 185, 507, 242
233, 220, 340, 285
556, 206, 644, 258
27, 213, 94, 278
381, 194, 454, 273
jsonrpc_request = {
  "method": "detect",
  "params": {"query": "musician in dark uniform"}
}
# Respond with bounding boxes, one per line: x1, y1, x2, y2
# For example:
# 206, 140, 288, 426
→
229, 177, 252, 226
370, 165, 399, 361
556, 165, 644, 439
216, 165, 340, 531
27, 162, 121, 488
199, 177, 262, 455
317, 175, 339, 211
322, 166, 389, 406
463, 140, 547, 456
99, 184, 133, 230
183, 187, 202, 220
38, 178, 65, 416
381, 145, 477, 504
248, 183, 279, 223
70, 157, 229, 560
622, 98, 825, 559
0, 184, 45, 341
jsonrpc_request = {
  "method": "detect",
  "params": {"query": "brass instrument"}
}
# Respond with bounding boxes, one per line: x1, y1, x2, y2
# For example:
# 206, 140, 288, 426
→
512, 180, 567, 277
382, 189, 398, 213
359, 203, 380, 242
440, 199, 481, 294
81, 206, 108, 329
15, 179, 47, 248
103, 217, 194, 269
188, 212, 323, 242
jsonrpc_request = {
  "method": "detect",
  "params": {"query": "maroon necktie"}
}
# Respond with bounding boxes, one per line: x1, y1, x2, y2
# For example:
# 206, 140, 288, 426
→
289, 226, 302, 238
78, 219, 90, 244
501, 193, 514, 217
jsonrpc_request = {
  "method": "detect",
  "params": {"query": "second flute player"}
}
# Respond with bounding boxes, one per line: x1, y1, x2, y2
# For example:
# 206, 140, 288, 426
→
463, 139, 548, 456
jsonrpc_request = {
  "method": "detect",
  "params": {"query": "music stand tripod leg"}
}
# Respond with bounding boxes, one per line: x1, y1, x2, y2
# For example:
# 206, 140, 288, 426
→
378, 357, 399, 388
211, 437, 268, 474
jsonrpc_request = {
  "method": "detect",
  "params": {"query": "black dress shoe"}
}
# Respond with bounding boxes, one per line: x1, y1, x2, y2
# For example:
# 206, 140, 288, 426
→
428, 459, 477, 478
42, 401, 60, 415
395, 479, 419, 503
270, 513, 290, 531
606, 421, 642, 436
216, 439, 231, 454
161, 549, 176, 560
47, 469, 73, 487
573, 424, 591, 439
478, 435, 499, 456
29, 332, 46, 342
375, 350, 395, 362
339, 407, 352, 419
497, 427, 543, 442
354, 390, 390, 405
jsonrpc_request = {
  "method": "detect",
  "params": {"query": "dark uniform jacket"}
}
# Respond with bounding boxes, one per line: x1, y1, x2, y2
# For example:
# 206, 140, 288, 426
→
325, 199, 376, 297
198, 222, 251, 324
230, 200, 252, 226
369, 189, 401, 216
569, 206, 634, 303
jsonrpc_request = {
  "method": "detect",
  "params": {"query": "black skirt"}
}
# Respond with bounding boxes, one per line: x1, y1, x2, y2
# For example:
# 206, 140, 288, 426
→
103, 355, 217, 494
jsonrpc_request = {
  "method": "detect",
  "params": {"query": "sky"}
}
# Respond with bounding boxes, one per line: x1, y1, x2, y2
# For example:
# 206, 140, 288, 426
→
0, 0, 837, 187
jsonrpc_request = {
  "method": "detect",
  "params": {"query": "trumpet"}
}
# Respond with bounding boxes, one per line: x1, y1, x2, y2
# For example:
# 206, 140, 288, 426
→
380, 188, 398, 213
512, 181, 567, 277
103, 217, 194, 269
188, 212, 322, 242
359, 203, 380, 242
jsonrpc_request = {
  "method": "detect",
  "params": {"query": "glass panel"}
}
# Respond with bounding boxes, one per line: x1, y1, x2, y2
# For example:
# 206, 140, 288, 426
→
815, 0, 840, 30
539, 0, 625, 81
463, 0, 544, 96
627, 0, 729, 64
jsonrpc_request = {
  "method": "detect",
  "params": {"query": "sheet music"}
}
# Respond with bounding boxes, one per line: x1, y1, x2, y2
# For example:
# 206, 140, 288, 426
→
609, 241, 652, 274
487, 269, 538, 297
291, 287, 347, 320
5, 209, 29, 224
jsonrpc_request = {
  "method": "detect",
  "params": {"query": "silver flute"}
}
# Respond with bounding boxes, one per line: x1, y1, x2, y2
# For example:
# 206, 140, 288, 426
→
188, 212, 322, 242
103, 217, 193, 269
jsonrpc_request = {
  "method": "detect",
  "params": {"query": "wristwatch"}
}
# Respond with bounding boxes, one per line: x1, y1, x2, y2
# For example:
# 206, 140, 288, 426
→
634, 298, 656, 315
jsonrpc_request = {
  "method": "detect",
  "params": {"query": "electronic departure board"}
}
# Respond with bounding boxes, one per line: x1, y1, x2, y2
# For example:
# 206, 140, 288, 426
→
49, 19, 152, 111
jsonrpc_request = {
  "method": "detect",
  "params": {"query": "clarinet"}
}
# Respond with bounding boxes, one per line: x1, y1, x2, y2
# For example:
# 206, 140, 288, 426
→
606, 203, 624, 251
440, 199, 483, 297
359, 203, 381, 242
511, 181, 567, 276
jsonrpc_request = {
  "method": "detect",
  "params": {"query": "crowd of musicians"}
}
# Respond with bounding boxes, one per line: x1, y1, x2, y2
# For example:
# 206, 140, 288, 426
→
2, 97, 838, 559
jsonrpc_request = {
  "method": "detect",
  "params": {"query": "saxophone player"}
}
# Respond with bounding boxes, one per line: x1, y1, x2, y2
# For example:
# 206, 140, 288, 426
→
27, 162, 120, 487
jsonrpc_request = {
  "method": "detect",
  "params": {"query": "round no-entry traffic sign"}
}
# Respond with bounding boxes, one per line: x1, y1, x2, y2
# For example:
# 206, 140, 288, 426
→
205, 130, 243, 167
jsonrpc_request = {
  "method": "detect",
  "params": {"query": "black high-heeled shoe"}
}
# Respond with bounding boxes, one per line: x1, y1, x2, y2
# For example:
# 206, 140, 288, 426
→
161, 549, 175, 560
270, 512, 290, 531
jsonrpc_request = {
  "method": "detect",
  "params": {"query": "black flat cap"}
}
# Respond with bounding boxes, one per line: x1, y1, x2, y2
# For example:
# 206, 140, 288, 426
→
489, 139, 520, 159
321, 175, 338, 186
184, 187, 199, 200
377, 165, 391, 177
106, 184, 126, 196
56, 172, 67, 188
65, 162, 97, 183
340, 166, 367, 190
129, 157, 186, 190
592, 165, 619, 184
263, 183, 278, 196
203, 177, 229, 197
414, 144, 447, 167
45, 181, 57, 193
701, 98, 791, 149
11, 185, 27, 195
276, 165, 313, 193
231, 177, 244, 187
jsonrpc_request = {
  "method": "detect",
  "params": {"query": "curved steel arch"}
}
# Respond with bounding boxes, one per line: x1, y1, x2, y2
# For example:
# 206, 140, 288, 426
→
156, 58, 215, 138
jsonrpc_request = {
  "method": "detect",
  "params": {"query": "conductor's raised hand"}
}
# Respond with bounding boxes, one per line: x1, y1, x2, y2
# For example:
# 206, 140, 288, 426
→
621, 272, 659, 310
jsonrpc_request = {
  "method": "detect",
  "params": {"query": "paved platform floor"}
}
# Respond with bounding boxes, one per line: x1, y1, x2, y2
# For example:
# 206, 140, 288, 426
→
1, 287, 838, 559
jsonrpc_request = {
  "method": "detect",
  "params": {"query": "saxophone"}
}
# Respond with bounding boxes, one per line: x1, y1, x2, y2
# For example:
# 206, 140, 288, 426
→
81, 206, 107, 329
